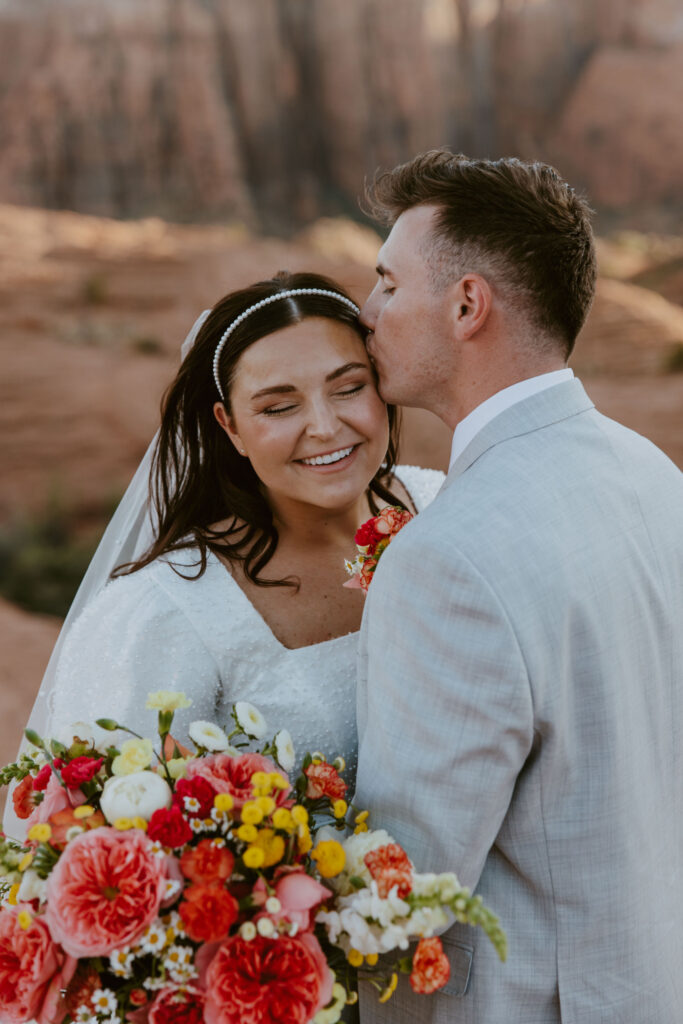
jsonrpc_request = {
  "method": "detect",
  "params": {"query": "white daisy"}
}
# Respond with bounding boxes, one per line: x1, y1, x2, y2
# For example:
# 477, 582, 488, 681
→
109, 948, 133, 977
256, 916, 276, 938
73, 1007, 97, 1024
274, 729, 295, 773
234, 701, 267, 740
188, 720, 230, 751
163, 944, 194, 970
183, 796, 201, 813
91, 989, 117, 1015
138, 920, 167, 954
164, 878, 182, 901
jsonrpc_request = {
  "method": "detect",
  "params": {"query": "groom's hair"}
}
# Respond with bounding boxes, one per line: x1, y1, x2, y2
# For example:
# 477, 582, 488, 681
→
365, 150, 597, 357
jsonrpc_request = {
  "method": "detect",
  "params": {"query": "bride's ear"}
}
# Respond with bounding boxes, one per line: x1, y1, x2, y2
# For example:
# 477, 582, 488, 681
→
213, 402, 247, 457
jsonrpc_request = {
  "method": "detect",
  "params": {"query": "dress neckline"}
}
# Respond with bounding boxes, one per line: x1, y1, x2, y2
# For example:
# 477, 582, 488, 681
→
205, 549, 359, 654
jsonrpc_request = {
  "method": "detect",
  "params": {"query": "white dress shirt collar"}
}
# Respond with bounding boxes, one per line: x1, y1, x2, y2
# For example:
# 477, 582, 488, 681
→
449, 368, 575, 469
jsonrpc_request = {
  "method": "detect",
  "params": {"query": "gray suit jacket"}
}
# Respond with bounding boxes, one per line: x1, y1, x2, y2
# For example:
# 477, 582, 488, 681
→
355, 380, 683, 1023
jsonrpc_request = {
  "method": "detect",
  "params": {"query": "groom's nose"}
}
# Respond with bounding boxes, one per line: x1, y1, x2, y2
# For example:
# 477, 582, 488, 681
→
359, 289, 378, 333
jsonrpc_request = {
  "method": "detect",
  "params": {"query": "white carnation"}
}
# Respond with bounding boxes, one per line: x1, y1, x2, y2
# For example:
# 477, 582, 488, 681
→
100, 770, 172, 823
274, 729, 295, 772
234, 701, 267, 739
331, 828, 397, 894
188, 720, 230, 751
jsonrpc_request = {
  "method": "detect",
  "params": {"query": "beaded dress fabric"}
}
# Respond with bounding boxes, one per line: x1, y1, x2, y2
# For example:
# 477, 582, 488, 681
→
48, 466, 444, 788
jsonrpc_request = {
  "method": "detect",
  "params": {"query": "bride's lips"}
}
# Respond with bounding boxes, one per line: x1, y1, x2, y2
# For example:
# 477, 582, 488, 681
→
294, 444, 362, 474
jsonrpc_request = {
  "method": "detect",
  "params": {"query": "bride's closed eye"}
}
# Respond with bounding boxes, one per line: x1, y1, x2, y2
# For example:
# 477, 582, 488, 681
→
260, 383, 367, 417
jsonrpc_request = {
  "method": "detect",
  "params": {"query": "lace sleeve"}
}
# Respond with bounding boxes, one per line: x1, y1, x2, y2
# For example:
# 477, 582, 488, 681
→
394, 464, 446, 513
47, 571, 222, 747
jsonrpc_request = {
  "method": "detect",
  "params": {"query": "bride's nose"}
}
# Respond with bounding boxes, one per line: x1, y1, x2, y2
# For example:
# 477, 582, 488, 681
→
304, 397, 338, 439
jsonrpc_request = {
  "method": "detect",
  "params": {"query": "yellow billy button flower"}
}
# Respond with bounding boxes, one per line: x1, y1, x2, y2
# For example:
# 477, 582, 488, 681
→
18, 853, 33, 873
311, 839, 346, 879
297, 824, 313, 855
250, 771, 271, 791
354, 822, 369, 834
291, 805, 309, 826
241, 802, 264, 826
333, 799, 348, 820
243, 846, 265, 870
255, 796, 276, 816
237, 824, 258, 844
271, 808, 295, 832
366, 953, 379, 966
347, 949, 364, 967
113, 817, 134, 831
253, 828, 286, 868
27, 823, 52, 843
73, 805, 95, 819
269, 773, 290, 791
355, 810, 369, 824
214, 793, 234, 813
133, 817, 148, 831
7, 884, 20, 906
17, 910, 33, 931
379, 973, 399, 1003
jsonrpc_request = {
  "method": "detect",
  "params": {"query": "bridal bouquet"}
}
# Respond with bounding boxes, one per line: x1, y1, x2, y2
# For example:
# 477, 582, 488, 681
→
0, 695, 506, 1024
344, 506, 413, 592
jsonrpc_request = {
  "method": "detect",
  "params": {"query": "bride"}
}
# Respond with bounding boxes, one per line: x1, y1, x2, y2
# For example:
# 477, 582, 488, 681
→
11, 271, 443, 807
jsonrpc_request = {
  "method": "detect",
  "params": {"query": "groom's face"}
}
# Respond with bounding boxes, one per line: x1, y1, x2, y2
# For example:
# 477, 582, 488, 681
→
360, 204, 456, 411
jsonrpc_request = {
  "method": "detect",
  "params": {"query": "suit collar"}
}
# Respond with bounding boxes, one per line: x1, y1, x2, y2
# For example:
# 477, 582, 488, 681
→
442, 378, 594, 489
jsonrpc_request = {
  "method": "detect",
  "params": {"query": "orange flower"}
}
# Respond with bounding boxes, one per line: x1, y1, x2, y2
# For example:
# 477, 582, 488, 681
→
178, 884, 238, 943
410, 937, 451, 994
12, 775, 35, 820
48, 807, 106, 850
364, 843, 413, 899
180, 840, 235, 886
304, 763, 348, 802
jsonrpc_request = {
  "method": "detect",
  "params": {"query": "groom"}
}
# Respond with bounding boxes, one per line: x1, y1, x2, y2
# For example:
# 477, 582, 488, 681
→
355, 151, 683, 1022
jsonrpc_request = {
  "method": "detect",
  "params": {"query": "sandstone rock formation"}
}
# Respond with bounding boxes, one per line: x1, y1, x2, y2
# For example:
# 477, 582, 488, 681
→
0, 0, 680, 227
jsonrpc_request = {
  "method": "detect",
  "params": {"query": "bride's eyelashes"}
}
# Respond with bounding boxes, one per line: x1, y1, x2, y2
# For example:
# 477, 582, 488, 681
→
260, 383, 367, 417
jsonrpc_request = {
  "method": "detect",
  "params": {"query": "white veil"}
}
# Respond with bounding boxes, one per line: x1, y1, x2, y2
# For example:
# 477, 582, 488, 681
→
3, 310, 210, 838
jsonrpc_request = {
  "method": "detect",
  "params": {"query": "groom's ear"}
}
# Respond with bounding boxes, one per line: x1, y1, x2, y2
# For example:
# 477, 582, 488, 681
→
213, 402, 246, 456
452, 274, 492, 340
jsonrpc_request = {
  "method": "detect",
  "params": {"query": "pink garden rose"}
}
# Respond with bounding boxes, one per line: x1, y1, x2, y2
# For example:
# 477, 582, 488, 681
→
204, 932, 333, 1024
149, 984, 205, 1024
0, 904, 69, 1024
185, 753, 291, 810
252, 867, 331, 933
45, 827, 167, 957
25, 773, 87, 834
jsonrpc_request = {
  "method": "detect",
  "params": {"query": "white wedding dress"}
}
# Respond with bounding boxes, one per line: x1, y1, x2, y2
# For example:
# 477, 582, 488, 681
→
47, 465, 444, 785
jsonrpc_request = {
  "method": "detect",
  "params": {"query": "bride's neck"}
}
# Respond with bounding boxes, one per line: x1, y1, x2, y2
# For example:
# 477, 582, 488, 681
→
267, 492, 367, 549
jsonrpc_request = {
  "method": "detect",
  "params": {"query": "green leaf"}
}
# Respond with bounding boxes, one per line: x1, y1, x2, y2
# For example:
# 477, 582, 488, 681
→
349, 876, 367, 890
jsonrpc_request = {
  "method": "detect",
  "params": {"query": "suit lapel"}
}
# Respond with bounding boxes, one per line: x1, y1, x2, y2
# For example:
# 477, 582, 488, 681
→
442, 378, 595, 491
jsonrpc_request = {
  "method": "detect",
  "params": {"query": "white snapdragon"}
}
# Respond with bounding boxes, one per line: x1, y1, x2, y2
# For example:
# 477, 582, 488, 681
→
274, 729, 295, 772
100, 770, 172, 823
234, 701, 267, 739
188, 721, 230, 751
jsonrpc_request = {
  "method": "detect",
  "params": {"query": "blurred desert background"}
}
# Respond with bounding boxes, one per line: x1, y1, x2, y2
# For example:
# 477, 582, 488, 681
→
1, 0, 682, 807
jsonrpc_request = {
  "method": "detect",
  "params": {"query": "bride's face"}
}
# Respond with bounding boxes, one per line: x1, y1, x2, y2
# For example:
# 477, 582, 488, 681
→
215, 317, 390, 513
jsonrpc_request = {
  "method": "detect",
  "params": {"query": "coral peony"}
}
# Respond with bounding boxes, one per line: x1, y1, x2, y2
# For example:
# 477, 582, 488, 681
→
204, 932, 333, 1024
410, 936, 451, 994
149, 984, 205, 1024
180, 839, 234, 885
364, 843, 413, 899
252, 867, 331, 932
304, 763, 348, 802
25, 773, 87, 833
178, 884, 238, 943
45, 827, 167, 957
48, 806, 106, 850
185, 753, 290, 811
0, 904, 66, 1024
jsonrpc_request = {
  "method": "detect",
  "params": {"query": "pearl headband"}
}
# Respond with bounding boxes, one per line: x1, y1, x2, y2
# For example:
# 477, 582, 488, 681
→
212, 288, 361, 402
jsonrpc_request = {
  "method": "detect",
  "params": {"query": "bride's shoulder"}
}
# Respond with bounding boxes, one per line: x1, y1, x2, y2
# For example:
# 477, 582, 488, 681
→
393, 464, 446, 512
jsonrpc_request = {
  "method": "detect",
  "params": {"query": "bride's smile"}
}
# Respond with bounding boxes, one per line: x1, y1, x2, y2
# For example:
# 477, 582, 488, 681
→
214, 316, 389, 514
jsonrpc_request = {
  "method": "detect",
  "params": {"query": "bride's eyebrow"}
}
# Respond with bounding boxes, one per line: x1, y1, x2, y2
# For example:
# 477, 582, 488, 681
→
250, 362, 368, 400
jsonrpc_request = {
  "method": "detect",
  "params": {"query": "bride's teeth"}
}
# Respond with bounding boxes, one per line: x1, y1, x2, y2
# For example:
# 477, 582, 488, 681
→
302, 446, 354, 466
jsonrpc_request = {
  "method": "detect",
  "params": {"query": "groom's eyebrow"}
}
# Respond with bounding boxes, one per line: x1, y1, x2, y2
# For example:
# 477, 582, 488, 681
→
250, 363, 367, 400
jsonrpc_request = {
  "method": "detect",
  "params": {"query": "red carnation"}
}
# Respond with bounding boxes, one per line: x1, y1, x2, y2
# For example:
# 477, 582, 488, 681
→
304, 763, 348, 802
180, 839, 235, 886
354, 519, 382, 552
173, 776, 216, 819
364, 843, 413, 899
32, 764, 52, 792
410, 936, 451, 994
179, 884, 238, 943
147, 805, 193, 848
149, 984, 205, 1024
61, 756, 103, 789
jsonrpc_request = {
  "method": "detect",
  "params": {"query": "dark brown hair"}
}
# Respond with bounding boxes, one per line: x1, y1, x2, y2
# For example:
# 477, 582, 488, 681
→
366, 150, 597, 357
116, 271, 402, 587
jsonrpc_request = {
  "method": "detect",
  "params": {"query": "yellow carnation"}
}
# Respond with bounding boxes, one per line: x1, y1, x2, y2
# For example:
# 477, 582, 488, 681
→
145, 691, 192, 712
112, 738, 154, 776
